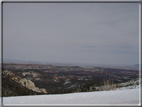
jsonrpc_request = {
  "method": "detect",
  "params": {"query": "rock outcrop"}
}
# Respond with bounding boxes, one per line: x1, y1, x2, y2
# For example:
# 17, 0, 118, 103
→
22, 71, 40, 77
39, 88, 47, 93
2, 70, 47, 93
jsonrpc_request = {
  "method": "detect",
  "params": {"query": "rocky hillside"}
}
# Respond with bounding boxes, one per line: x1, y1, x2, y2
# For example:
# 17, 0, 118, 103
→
2, 63, 139, 96
2, 70, 47, 97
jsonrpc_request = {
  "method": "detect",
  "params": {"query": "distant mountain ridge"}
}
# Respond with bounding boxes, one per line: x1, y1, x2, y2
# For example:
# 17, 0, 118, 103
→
134, 64, 139, 67
3, 62, 139, 73
3, 59, 139, 69
3, 63, 103, 72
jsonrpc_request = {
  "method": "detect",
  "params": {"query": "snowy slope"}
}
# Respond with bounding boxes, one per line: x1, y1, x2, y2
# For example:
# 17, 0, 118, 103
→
116, 79, 140, 90
3, 88, 140, 106
95, 78, 140, 91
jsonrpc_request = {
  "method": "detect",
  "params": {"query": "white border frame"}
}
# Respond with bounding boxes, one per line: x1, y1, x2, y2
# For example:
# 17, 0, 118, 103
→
1, 0, 141, 107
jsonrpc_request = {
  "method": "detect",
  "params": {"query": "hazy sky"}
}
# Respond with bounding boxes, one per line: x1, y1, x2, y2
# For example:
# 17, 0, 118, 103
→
3, 3, 139, 65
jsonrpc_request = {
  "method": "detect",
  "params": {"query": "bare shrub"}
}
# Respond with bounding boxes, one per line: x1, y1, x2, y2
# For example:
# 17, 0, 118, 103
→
75, 85, 82, 92
102, 78, 116, 91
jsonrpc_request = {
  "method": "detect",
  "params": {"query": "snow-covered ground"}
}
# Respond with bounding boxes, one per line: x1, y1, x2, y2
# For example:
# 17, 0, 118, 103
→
115, 79, 140, 90
3, 88, 140, 106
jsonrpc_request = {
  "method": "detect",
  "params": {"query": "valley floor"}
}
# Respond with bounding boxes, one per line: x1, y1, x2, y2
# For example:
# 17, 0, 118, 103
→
3, 88, 140, 106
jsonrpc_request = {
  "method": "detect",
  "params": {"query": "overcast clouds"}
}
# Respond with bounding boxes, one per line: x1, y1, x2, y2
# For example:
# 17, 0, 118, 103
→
3, 3, 139, 65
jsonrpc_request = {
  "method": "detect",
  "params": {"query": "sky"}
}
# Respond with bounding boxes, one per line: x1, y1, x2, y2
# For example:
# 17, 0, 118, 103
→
3, 3, 139, 65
